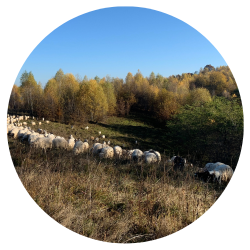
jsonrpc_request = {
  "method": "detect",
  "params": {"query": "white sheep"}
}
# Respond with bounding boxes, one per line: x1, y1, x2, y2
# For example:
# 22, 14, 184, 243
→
38, 122, 42, 125
52, 137, 68, 149
85, 126, 89, 130
202, 162, 224, 172
126, 149, 135, 159
98, 131, 101, 135
92, 143, 106, 155
73, 140, 89, 155
132, 149, 143, 162
208, 164, 234, 183
68, 135, 75, 149
101, 135, 105, 139
31, 122, 36, 126
22, 130, 33, 141
113, 146, 123, 158
46, 133, 56, 140
9, 126, 24, 139
17, 128, 29, 140
195, 162, 233, 184
144, 149, 161, 164
99, 146, 114, 159
28, 133, 44, 145
144, 152, 158, 164
45, 120, 49, 124
7, 124, 15, 134
32, 137, 53, 150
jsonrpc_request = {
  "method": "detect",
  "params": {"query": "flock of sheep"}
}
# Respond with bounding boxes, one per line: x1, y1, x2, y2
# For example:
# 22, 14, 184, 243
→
7, 114, 162, 164
7, 114, 234, 184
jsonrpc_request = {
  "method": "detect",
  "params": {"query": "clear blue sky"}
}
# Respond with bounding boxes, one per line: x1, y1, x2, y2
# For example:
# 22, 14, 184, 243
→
15, 7, 227, 87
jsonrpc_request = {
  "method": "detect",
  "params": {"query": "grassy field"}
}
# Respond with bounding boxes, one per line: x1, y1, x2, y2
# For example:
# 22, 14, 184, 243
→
8, 115, 229, 243
15, 114, 194, 161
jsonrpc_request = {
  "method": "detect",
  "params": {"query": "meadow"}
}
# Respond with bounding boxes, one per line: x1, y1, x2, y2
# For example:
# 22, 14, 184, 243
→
8, 115, 229, 243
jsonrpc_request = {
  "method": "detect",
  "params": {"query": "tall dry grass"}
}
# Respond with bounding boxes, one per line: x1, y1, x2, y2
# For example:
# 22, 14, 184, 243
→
8, 137, 227, 243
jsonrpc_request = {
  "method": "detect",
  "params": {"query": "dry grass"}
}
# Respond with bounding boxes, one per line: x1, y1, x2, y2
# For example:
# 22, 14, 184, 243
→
8, 136, 227, 243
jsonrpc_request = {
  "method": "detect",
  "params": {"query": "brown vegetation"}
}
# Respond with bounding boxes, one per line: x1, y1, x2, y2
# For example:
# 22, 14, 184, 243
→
9, 135, 227, 243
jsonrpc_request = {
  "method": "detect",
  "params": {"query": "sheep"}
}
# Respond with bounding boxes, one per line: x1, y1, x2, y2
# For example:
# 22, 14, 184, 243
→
17, 128, 29, 140
68, 136, 75, 149
42, 118, 44, 121
31, 122, 36, 126
38, 122, 42, 125
23, 122, 27, 126
167, 156, 176, 166
85, 126, 89, 130
195, 162, 234, 184
144, 149, 161, 164
132, 149, 143, 162
107, 141, 110, 145
99, 146, 114, 159
32, 137, 53, 150
52, 137, 68, 149
46, 133, 56, 141
9, 126, 24, 139
144, 152, 158, 164
90, 136, 95, 141
22, 130, 33, 141
7, 124, 15, 134
95, 137, 99, 142
98, 131, 101, 135
45, 120, 49, 124
37, 128, 43, 134
202, 162, 224, 172
28, 133, 44, 145
113, 146, 123, 158
209, 164, 233, 183
173, 156, 185, 171
73, 140, 89, 155
91, 143, 107, 155
126, 149, 135, 159
101, 135, 105, 139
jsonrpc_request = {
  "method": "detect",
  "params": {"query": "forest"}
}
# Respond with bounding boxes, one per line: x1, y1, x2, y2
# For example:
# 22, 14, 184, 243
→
9, 65, 240, 124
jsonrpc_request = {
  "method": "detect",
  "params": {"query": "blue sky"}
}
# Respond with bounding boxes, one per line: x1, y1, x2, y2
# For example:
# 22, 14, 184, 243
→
15, 7, 227, 86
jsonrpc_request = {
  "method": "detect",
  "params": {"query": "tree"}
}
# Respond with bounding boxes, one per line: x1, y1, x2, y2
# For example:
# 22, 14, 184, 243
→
186, 88, 212, 107
54, 69, 64, 82
19, 71, 39, 114
148, 72, 156, 85
204, 64, 215, 72
94, 76, 100, 83
9, 85, 21, 110
77, 80, 108, 122
166, 97, 243, 166
207, 71, 227, 96
154, 89, 179, 122
44, 78, 59, 119
100, 81, 117, 115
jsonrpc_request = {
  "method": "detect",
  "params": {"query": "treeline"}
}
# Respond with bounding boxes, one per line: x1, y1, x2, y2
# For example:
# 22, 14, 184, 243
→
9, 65, 240, 124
